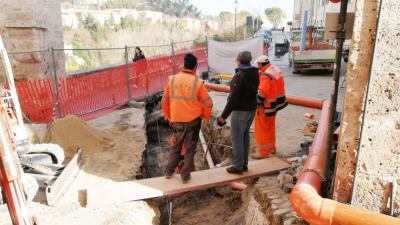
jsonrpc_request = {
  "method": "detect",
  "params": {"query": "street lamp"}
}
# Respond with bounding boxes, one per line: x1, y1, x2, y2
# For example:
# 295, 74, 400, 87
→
234, 0, 239, 41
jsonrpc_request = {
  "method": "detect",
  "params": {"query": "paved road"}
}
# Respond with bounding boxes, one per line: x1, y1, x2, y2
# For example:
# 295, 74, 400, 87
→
272, 49, 346, 153
210, 49, 346, 156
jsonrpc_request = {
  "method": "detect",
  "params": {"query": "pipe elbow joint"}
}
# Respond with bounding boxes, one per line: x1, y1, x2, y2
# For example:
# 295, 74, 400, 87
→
290, 184, 336, 225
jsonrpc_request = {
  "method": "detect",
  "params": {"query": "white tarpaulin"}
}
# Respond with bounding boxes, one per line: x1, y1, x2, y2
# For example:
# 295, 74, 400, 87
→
207, 37, 264, 75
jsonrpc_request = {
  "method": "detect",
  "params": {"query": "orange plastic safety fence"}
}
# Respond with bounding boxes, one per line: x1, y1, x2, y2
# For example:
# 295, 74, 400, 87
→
14, 47, 207, 123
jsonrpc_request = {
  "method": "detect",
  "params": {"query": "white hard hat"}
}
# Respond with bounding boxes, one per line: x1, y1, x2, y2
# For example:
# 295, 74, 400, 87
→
256, 55, 269, 63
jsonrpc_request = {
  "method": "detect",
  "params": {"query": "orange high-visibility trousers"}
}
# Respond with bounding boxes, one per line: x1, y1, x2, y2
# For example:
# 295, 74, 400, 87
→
254, 106, 277, 155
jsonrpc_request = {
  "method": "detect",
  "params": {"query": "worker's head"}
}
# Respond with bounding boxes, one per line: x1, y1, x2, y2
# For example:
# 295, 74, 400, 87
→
236, 51, 252, 66
184, 53, 198, 72
255, 55, 270, 70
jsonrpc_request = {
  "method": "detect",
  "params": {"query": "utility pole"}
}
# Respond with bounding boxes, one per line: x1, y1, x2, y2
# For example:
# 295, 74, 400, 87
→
234, 0, 239, 41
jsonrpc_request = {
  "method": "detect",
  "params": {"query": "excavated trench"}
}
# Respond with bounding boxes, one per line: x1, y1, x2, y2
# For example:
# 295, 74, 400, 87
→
140, 96, 251, 225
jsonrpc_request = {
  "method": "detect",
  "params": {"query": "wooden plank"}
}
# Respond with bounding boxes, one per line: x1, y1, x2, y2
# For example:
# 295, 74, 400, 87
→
86, 157, 290, 207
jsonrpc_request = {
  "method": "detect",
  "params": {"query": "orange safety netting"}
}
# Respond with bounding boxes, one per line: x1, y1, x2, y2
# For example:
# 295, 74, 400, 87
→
15, 47, 207, 123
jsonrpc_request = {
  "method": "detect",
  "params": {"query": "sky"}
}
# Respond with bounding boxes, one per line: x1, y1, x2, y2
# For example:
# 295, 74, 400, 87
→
191, 0, 294, 21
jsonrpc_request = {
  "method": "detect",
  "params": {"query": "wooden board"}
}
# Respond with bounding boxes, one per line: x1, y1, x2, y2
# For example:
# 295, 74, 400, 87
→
86, 157, 290, 207
324, 12, 355, 40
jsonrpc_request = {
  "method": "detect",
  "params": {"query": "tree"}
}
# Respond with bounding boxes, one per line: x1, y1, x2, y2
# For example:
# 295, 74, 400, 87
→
264, 7, 285, 28
82, 14, 99, 36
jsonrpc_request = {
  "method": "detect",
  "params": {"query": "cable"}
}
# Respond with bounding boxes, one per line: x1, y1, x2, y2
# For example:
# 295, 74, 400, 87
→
153, 101, 164, 174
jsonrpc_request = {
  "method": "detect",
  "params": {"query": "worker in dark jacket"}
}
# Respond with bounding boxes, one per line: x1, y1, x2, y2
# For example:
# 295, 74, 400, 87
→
218, 51, 260, 174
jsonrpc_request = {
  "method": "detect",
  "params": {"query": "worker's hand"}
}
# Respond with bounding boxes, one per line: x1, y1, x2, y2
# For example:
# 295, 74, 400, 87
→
217, 116, 226, 127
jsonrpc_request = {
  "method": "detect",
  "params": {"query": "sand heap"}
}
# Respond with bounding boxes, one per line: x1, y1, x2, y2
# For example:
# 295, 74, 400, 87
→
45, 115, 115, 161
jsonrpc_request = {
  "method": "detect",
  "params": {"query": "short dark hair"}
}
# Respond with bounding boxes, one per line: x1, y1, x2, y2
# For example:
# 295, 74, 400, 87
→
260, 62, 269, 67
237, 51, 252, 64
184, 53, 198, 70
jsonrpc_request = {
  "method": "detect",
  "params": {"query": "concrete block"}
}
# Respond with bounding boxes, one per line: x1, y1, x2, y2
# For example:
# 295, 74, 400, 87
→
278, 172, 294, 187
271, 198, 285, 205
271, 203, 279, 210
272, 208, 292, 225
286, 157, 301, 164
278, 200, 291, 209
283, 217, 296, 225
283, 183, 295, 193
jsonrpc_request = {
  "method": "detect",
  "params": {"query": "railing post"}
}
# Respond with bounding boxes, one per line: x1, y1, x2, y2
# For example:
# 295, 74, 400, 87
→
125, 45, 132, 101
171, 42, 177, 74
205, 36, 210, 75
50, 47, 61, 119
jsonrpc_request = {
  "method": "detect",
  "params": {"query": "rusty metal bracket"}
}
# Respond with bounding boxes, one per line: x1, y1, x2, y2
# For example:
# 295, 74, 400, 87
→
303, 168, 327, 182
46, 149, 82, 207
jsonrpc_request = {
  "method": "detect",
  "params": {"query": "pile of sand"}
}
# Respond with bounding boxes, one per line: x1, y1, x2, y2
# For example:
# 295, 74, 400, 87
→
44, 112, 145, 182
45, 115, 115, 161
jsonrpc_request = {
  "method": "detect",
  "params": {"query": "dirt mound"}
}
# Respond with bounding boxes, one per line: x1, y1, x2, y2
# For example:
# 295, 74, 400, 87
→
45, 115, 115, 161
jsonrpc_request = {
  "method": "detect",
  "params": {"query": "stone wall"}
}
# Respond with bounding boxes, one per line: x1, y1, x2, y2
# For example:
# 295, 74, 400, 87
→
245, 173, 307, 225
333, 0, 379, 203
351, 0, 400, 214
0, 0, 64, 82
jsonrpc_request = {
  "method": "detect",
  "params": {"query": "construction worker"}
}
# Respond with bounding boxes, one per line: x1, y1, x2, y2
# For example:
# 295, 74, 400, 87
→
218, 51, 260, 174
252, 55, 288, 159
162, 53, 213, 182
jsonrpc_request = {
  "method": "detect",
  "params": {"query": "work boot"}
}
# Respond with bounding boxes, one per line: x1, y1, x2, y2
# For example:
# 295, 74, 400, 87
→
181, 175, 191, 183
165, 171, 173, 179
243, 166, 248, 172
226, 166, 243, 175
251, 152, 274, 160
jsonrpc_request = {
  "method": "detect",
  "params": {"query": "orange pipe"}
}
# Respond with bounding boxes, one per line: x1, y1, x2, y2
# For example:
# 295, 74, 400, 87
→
290, 101, 400, 225
205, 83, 324, 109
205, 83, 230, 93
207, 83, 400, 224
287, 96, 324, 109
308, 26, 314, 48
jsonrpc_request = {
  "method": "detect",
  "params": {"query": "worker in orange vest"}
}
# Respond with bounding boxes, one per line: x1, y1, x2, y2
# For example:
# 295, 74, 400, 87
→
252, 55, 288, 159
162, 53, 213, 182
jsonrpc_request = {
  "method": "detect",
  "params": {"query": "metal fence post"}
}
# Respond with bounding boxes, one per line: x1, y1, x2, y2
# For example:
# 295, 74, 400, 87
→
50, 47, 61, 119
171, 42, 177, 74
205, 36, 210, 75
125, 45, 132, 101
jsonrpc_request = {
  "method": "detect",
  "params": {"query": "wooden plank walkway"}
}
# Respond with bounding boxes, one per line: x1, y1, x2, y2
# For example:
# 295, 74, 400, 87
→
86, 157, 290, 207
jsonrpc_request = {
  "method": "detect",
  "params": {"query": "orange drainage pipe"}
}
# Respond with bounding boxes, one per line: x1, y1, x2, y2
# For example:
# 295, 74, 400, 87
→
205, 83, 324, 109
290, 101, 400, 225
206, 83, 400, 223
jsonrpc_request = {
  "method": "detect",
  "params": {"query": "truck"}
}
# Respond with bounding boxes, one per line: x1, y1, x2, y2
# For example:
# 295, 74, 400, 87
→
274, 35, 290, 58
289, 28, 336, 74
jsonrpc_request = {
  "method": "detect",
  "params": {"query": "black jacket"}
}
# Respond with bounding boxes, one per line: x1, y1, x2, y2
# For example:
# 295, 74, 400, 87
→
221, 65, 260, 119
132, 54, 145, 62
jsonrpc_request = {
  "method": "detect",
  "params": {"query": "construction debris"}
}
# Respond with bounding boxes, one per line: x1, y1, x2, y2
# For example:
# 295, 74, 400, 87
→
303, 121, 318, 136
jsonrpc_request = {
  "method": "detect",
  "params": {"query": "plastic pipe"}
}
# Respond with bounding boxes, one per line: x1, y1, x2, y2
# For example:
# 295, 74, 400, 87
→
199, 131, 216, 168
205, 83, 324, 109
199, 131, 247, 191
308, 26, 314, 49
286, 96, 324, 109
290, 101, 400, 225
206, 83, 400, 224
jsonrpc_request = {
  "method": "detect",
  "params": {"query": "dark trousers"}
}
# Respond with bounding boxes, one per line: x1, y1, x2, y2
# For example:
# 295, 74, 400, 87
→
231, 110, 256, 170
166, 118, 201, 179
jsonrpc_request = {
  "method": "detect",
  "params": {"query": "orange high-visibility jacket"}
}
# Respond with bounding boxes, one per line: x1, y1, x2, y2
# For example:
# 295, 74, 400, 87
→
162, 70, 213, 122
258, 64, 287, 116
